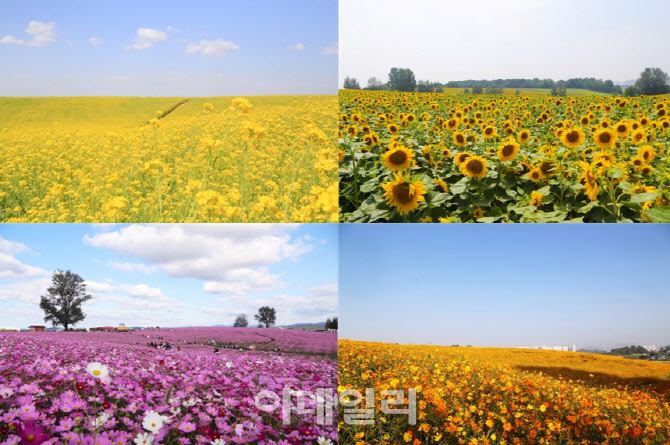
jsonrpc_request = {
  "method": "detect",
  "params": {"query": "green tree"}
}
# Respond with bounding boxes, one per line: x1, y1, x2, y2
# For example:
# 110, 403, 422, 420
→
233, 314, 249, 327
388, 68, 416, 92
366, 76, 384, 90
254, 306, 276, 328
343, 76, 361, 89
325, 316, 338, 330
634, 67, 670, 95
39, 270, 92, 331
624, 85, 638, 97
471, 85, 483, 95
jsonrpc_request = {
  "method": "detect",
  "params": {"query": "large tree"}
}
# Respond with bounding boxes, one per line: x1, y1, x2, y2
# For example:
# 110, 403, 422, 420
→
635, 67, 670, 95
366, 76, 384, 90
388, 68, 416, 92
343, 76, 361, 90
254, 306, 276, 328
233, 314, 249, 328
39, 270, 92, 331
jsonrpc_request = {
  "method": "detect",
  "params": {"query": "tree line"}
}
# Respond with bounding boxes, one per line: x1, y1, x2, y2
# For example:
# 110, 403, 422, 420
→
38, 270, 337, 332
343, 67, 670, 96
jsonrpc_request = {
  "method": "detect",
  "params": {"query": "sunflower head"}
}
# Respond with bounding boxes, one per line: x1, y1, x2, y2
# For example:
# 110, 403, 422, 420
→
497, 139, 520, 161
518, 129, 531, 144
381, 145, 415, 171
454, 152, 472, 166
459, 155, 488, 179
560, 128, 585, 148
382, 173, 426, 215
453, 131, 467, 146
528, 168, 543, 183
594, 128, 617, 149
433, 178, 449, 193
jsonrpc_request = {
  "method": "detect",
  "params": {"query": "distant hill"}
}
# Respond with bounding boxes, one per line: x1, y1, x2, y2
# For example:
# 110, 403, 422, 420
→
278, 322, 326, 331
577, 348, 607, 354
616, 79, 636, 87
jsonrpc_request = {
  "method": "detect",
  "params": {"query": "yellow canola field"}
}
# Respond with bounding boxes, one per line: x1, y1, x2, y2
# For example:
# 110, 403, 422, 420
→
0, 95, 338, 222
339, 340, 670, 445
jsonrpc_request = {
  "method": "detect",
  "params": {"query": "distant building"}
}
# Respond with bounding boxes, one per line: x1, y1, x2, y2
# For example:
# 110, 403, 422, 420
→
28, 325, 46, 332
90, 326, 115, 332
523, 345, 577, 352
117, 323, 130, 332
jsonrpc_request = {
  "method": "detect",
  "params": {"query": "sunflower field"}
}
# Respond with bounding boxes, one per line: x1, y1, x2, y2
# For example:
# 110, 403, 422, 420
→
339, 340, 670, 445
0, 95, 337, 222
339, 90, 670, 222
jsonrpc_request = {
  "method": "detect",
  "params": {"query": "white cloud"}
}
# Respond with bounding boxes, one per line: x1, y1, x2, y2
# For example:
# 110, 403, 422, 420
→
205, 281, 337, 325
89, 37, 102, 46
84, 224, 312, 300
118, 283, 163, 300
185, 39, 239, 57
1, 21, 56, 47
0, 236, 48, 279
203, 267, 281, 295
125, 28, 167, 50
1, 35, 24, 45
289, 43, 305, 51
321, 43, 338, 55
107, 261, 158, 274
85, 280, 115, 294
0, 277, 52, 303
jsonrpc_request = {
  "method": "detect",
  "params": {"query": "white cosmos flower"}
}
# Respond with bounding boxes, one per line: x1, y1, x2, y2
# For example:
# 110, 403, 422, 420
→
317, 438, 333, 445
225, 362, 233, 368
211, 440, 225, 445
86, 362, 110, 381
142, 411, 164, 434
134, 433, 154, 445
92, 412, 110, 428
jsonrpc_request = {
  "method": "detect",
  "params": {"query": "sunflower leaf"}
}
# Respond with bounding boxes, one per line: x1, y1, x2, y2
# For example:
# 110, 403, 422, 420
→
629, 192, 659, 203
642, 206, 670, 223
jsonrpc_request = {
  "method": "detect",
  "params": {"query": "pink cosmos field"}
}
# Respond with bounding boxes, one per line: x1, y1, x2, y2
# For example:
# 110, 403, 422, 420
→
0, 328, 337, 445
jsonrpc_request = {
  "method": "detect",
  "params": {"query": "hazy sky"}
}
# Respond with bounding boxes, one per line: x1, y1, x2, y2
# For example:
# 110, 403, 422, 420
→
340, 224, 670, 350
0, 224, 337, 329
0, 0, 338, 96
340, 0, 670, 87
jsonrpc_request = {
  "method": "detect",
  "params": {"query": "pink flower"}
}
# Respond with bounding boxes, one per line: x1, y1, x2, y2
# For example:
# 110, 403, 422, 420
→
17, 421, 50, 445
177, 421, 196, 433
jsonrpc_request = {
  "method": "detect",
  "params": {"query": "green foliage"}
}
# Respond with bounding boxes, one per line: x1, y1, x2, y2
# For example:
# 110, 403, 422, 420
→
233, 314, 249, 327
486, 84, 504, 95
255, 306, 276, 328
445, 77, 619, 93
343, 76, 361, 89
550, 85, 566, 97
325, 316, 338, 330
635, 67, 670, 95
417, 80, 440, 93
388, 68, 416, 92
366, 76, 385, 90
39, 270, 92, 331
609, 345, 650, 355
624, 85, 638, 97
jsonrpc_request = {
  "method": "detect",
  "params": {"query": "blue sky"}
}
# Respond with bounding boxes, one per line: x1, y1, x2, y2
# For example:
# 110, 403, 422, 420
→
0, 224, 337, 329
340, 0, 670, 86
0, 0, 338, 96
340, 224, 670, 350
